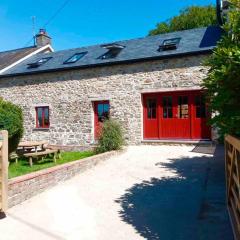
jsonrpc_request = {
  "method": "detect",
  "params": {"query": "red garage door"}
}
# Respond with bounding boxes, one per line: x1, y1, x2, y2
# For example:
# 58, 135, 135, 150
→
143, 91, 211, 140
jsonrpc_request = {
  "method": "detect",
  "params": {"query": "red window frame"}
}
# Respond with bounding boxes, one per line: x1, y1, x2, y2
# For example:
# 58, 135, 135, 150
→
94, 101, 110, 139
195, 95, 207, 118
146, 98, 157, 119
35, 106, 50, 128
163, 96, 173, 118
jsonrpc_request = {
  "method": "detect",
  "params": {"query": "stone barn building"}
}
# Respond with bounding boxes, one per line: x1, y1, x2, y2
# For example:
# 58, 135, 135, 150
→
0, 26, 222, 149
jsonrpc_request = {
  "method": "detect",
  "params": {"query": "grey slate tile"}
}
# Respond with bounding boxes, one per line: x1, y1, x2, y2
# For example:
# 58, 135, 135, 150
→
0, 26, 223, 77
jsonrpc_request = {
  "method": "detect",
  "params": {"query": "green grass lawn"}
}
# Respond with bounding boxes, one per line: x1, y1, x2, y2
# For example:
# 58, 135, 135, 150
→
9, 151, 95, 179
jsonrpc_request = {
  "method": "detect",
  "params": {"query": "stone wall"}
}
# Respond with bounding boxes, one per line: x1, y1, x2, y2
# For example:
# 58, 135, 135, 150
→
0, 55, 208, 148
8, 150, 123, 208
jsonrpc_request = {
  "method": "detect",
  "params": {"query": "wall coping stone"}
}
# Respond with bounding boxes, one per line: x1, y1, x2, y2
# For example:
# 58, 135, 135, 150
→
8, 148, 126, 208
8, 149, 124, 186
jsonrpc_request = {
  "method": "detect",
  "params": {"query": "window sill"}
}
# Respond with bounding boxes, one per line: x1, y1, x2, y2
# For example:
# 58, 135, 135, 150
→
33, 128, 50, 132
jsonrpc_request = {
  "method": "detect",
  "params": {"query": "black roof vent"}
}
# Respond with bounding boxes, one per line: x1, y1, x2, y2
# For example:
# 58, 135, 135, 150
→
27, 57, 52, 68
158, 38, 181, 51
99, 43, 125, 60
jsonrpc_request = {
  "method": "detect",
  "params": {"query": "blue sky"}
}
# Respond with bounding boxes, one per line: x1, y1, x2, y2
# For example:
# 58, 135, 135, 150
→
0, 0, 215, 52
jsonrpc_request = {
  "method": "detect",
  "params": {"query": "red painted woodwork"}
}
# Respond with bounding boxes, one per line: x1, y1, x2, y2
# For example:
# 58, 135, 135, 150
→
191, 94, 211, 139
35, 106, 50, 128
94, 101, 110, 139
160, 93, 191, 139
143, 94, 159, 139
143, 90, 211, 140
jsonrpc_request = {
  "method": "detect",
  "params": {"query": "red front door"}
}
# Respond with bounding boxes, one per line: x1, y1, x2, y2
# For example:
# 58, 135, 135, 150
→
143, 91, 211, 140
94, 101, 110, 139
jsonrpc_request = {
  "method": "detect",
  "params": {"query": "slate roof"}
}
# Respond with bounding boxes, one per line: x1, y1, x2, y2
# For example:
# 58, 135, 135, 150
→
0, 46, 39, 71
0, 26, 223, 77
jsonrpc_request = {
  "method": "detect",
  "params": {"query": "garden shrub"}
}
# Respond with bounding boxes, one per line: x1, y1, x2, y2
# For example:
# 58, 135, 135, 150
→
95, 119, 124, 153
0, 98, 24, 153
203, 0, 240, 140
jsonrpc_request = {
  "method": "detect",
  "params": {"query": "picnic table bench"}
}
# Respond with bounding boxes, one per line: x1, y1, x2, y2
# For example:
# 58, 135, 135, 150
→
18, 141, 47, 153
23, 148, 61, 167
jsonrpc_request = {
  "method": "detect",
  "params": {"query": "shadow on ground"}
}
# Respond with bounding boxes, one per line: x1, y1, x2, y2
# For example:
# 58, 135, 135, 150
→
0, 212, 6, 219
115, 146, 233, 240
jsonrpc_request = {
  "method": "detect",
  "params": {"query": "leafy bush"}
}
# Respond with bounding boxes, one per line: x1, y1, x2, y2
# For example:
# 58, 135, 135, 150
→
149, 5, 217, 35
0, 98, 24, 153
203, 0, 240, 139
95, 119, 124, 153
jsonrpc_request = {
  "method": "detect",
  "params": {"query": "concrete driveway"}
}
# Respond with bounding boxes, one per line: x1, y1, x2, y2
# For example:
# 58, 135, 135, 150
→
0, 145, 233, 240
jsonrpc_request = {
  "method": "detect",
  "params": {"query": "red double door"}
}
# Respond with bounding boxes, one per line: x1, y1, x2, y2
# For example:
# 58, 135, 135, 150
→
143, 91, 211, 140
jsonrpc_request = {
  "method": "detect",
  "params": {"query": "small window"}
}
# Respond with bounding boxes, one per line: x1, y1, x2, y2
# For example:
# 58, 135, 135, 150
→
27, 57, 52, 68
195, 96, 206, 118
147, 99, 157, 119
97, 103, 110, 122
36, 106, 50, 128
178, 96, 189, 118
99, 43, 125, 60
158, 38, 181, 51
163, 96, 173, 118
64, 52, 87, 64
99, 49, 122, 60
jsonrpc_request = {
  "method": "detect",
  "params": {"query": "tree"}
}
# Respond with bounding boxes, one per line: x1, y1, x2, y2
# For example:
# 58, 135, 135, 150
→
202, 0, 240, 139
0, 98, 24, 153
149, 5, 217, 36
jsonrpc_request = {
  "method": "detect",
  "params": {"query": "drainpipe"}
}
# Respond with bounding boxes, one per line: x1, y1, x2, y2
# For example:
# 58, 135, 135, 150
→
216, 0, 231, 25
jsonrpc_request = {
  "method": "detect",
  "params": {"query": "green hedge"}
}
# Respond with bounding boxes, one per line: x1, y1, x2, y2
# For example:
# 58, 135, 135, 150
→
203, 0, 240, 140
95, 119, 124, 153
0, 98, 24, 153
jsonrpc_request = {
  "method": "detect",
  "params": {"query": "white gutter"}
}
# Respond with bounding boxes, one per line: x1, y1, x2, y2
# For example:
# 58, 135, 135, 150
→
0, 44, 54, 74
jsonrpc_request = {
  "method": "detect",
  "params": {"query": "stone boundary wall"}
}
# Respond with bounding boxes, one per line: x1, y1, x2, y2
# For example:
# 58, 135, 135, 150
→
8, 149, 124, 208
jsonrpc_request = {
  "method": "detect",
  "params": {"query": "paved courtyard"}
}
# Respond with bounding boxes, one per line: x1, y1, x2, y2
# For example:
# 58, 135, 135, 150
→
0, 145, 233, 240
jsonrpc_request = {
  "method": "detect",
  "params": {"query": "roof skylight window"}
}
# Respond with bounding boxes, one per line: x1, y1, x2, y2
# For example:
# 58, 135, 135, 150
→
158, 38, 181, 51
27, 57, 52, 68
99, 43, 125, 60
64, 52, 87, 64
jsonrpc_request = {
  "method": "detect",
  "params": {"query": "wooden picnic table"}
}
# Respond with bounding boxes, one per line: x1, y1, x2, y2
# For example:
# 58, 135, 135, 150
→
18, 141, 47, 153
24, 149, 60, 167
17, 141, 60, 167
